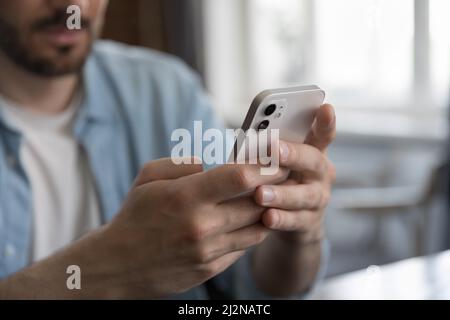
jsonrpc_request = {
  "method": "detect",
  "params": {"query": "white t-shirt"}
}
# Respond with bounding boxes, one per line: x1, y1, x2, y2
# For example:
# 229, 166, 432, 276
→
0, 94, 101, 262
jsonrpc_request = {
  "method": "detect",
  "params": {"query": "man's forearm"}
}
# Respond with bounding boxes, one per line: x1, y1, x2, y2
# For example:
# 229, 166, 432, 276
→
0, 227, 123, 299
0, 257, 83, 299
251, 230, 323, 298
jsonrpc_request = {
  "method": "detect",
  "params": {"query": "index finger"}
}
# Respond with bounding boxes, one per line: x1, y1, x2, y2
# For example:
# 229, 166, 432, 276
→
186, 164, 290, 204
133, 157, 203, 187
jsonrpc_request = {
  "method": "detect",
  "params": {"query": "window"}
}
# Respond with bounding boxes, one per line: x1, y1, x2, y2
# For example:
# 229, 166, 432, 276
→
203, 0, 450, 129
430, 0, 450, 108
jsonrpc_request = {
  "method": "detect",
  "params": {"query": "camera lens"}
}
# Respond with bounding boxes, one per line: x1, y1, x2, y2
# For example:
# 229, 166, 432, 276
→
264, 104, 277, 116
257, 120, 270, 131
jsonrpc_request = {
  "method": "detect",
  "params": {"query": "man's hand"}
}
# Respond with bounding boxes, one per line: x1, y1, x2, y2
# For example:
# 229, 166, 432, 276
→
102, 105, 335, 299
251, 104, 337, 297
97, 158, 289, 299
254, 104, 336, 243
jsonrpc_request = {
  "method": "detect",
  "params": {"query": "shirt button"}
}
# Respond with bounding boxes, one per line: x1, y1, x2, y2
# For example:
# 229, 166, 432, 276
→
4, 244, 16, 258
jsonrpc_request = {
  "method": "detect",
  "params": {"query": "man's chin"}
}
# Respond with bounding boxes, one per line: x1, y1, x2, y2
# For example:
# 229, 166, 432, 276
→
0, 15, 94, 77
20, 43, 92, 77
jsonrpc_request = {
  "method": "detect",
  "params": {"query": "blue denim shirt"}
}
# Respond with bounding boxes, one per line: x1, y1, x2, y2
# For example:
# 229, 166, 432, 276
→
0, 41, 327, 299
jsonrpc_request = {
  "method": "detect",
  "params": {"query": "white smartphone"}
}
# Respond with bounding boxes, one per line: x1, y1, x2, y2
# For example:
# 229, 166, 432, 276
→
230, 85, 326, 163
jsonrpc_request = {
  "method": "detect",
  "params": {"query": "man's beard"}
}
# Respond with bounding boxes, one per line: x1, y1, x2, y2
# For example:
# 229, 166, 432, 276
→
0, 10, 93, 77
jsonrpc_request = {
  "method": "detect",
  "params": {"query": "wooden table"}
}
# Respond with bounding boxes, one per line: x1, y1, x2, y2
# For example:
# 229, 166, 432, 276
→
311, 251, 450, 300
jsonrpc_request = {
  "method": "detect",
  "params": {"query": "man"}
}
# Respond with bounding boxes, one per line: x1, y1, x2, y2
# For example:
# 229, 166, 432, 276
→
0, 0, 336, 299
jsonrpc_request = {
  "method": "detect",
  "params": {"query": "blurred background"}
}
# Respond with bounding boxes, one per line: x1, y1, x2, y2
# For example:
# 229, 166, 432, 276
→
102, 0, 449, 277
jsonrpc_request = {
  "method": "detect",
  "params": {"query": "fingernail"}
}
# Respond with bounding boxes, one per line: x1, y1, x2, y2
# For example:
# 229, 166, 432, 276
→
279, 142, 289, 163
266, 210, 279, 228
270, 211, 280, 228
262, 187, 275, 205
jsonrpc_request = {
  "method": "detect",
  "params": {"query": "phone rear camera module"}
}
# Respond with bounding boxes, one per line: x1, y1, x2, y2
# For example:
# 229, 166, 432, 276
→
264, 104, 277, 116
257, 120, 270, 131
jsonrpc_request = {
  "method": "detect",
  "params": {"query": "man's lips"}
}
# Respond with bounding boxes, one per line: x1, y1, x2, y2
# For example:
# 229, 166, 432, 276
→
38, 26, 86, 46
